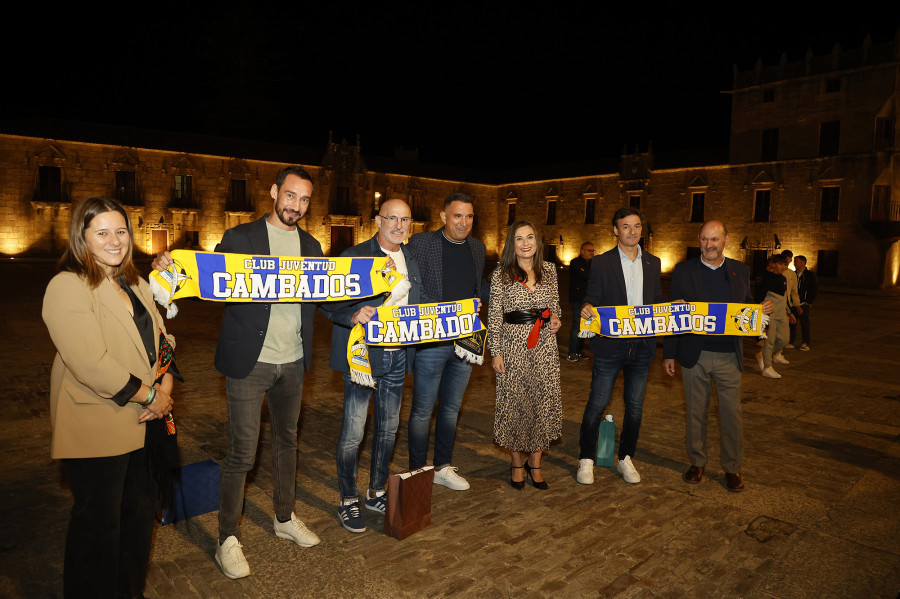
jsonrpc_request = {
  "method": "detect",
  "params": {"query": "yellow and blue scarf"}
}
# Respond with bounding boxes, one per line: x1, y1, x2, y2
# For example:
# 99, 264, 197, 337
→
149, 250, 407, 317
580, 302, 769, 339
347, 299, 485, 387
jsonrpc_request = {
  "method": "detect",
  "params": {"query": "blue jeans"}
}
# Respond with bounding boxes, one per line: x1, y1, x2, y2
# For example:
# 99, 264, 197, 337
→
408, 343, 472, 470
336, 350, 406, 499
219, 360, 304, 542
579, 340, 653, 461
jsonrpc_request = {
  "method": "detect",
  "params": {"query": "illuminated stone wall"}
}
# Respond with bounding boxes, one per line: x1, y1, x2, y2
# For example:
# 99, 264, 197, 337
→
0, 134, 497, 261
1, 36, 896, 287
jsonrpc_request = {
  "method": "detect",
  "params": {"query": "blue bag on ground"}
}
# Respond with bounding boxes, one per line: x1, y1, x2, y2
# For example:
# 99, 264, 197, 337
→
595, 414, 616, 467
159, 460, 220, 525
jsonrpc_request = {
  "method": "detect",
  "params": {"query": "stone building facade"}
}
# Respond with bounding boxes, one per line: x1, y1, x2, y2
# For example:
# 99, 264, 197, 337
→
1, 35, 898, 288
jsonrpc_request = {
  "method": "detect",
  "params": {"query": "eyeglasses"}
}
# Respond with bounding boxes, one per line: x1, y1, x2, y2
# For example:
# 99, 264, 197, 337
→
379, 215, 412, 224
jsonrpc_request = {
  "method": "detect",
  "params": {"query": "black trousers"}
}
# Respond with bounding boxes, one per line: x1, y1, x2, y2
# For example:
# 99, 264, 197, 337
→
61, 436, 157, 599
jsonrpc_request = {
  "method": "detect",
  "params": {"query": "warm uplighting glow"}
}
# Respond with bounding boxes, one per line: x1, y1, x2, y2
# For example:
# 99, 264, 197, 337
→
0, 231, 28, 255
658, 251, 676, 274
889, 241, 900, 286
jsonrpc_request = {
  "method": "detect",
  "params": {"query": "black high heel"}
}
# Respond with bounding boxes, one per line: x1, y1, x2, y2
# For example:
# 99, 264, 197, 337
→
509, 465, 525, 490
524, 462, 549, 490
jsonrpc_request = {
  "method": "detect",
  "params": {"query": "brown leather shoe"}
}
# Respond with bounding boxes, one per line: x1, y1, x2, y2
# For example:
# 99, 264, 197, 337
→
682, 465, 703, 484
725, 472, 745, 492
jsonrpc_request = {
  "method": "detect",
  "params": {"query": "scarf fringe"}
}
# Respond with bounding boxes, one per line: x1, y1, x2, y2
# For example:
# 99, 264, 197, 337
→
384, 278, 411, 307
349, 369, 377, 388
756, 313, 772, 339
149, 276, 179, 319
455, 343, 484, 365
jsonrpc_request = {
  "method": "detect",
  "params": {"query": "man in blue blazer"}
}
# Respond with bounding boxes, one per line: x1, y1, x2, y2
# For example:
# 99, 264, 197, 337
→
322, 199, 424, 533
576, 207, 663, 486
663, 220, 773, 493
153, 166, 323, 579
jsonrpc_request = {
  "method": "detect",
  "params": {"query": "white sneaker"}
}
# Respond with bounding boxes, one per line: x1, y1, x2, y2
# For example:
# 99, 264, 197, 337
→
433, 466, 470, 490
273, 513, 321, 547
576, 458, 594, 485
755, 352, 765, 371
762, 366, 782, 379
773, 352, 790, 365
616, 456, 641, 484
215, 535, 250, 579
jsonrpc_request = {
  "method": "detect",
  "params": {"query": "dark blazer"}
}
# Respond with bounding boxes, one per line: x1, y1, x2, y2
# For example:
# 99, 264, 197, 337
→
322, 234, 424, 376
662, 257, 754, 371
797, 268, 818, 304
583, 246, 664, 357
568, 255, 591, 304
213, 216, 324, 379
407, 228, 488, 303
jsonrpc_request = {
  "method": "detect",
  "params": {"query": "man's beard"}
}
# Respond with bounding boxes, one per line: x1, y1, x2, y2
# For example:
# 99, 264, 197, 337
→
277, 205, 302, 227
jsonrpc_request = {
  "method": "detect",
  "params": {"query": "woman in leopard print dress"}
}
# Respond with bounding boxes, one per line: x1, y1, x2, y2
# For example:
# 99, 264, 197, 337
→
489, 221, 562, 490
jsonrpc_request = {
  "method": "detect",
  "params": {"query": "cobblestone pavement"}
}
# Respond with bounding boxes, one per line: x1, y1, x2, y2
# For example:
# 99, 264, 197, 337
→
1, 261, 899, 598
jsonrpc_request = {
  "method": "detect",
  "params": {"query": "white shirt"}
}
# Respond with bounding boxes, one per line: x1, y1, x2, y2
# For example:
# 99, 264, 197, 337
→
618, 245, 644, 306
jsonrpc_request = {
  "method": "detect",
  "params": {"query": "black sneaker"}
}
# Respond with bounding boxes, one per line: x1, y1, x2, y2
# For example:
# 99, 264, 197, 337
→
337, 501, 366, 533
566, 354, 579, 362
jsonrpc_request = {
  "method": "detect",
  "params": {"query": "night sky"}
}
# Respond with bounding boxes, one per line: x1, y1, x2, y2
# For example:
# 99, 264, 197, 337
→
4, 4, 896, 170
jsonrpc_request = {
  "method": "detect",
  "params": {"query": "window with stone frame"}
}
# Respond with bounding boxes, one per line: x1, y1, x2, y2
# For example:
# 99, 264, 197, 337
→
871, 185, 893, 220
115, 170, 138, 206
584, 196, 596, 225
506, 201, 516, 226
629, 195, 641, 209
690, 192, 705, 223
875, 118, 894, 151
820, 186, 840, 222
174, 174, 193, 203
546, 198, 557, 225
226, 179, 252, 212
753, 189, 771, 222
38, 165, 63, 203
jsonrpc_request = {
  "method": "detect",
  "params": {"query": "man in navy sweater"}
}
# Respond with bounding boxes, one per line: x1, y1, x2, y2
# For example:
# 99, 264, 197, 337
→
663, 220, 772, 493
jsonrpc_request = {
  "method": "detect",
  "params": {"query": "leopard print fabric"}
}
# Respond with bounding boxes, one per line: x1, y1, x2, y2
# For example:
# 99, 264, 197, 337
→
488, 262, 562, 452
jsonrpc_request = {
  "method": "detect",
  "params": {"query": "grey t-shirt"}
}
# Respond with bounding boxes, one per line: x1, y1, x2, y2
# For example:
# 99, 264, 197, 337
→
258, 221, 304, 364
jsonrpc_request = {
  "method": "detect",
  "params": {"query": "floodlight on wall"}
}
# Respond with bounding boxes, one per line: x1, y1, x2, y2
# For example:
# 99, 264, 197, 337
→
740, 236, 748, 249
774, 234, 781, 249
138, 217, 144, 228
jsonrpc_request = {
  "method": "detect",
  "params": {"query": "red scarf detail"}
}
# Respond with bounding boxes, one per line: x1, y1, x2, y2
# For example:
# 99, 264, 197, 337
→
526, 308, 551, 349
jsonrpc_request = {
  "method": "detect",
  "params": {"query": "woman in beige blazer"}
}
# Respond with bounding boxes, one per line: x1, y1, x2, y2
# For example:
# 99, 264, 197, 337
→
42, 197, 177, 599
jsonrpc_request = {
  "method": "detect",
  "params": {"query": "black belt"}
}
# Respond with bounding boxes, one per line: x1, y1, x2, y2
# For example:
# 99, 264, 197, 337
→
503, 309, 544, 324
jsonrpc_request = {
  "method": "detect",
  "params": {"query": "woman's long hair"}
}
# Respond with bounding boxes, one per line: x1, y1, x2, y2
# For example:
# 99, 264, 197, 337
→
58, 197, 140, 288
498, 220, 544, 284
